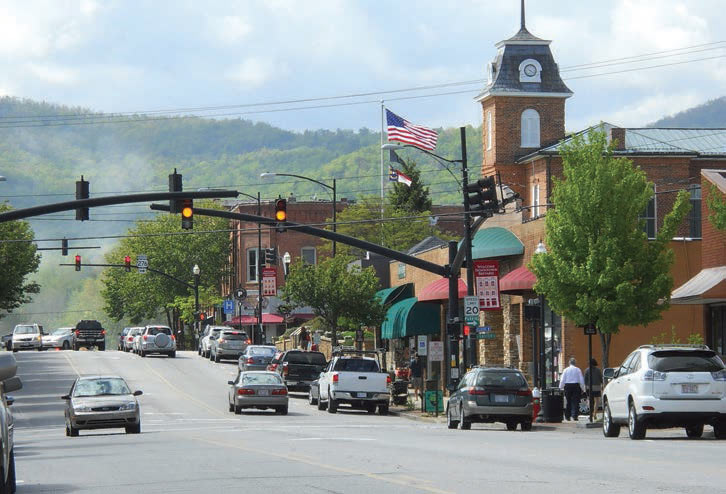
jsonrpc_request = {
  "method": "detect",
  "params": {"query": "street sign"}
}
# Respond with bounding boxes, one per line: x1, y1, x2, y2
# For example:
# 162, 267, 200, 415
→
136, 254, 148, 274
417, 335, 427, 356
261, 268, 277, 296
473, 260, 500, 310
429, 341, 443, 361
236, 288, 247, 300
476, 325, 491, 333
223, 299, 234, 315
464, 296, 480, 325
584, 324, 597, 336
477, 332, 496, 340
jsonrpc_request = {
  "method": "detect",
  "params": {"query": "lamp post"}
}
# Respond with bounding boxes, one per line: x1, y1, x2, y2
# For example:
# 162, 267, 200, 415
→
283, 251, 291, 279
534, 241, 547, 390
238, 192, 262, 344
260, 172, 337, 256
193, 264, 200, 340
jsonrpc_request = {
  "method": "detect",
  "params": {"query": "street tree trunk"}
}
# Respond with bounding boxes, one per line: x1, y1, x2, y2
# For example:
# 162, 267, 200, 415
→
599, 332, 613, 369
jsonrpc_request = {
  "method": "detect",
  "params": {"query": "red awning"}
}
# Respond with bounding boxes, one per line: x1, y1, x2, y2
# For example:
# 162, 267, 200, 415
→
228, 314, 285, 325
499, 266, 537, 293
417, 277, 468, 302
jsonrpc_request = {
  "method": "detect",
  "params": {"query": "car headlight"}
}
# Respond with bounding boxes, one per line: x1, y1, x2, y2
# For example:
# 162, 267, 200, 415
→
73, 405, 92, 412
119, 402, 137, 411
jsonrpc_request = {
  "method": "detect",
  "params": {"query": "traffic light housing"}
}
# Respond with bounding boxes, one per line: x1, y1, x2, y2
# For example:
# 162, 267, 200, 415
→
265, 248, 277, 265
61, 238, 68, 256
124, 255, 131, 272
75, 176, 89, 221
275, 198, 287, 232
463, 325, 471, 336
465, 176, 498, 217
194, 312, 207, 322
75, 255, 81, 271
181, 199, 193, 230
169, 169, 183, 214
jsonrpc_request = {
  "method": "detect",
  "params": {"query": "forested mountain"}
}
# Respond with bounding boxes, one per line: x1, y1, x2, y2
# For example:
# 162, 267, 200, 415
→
648, 96, 726, 128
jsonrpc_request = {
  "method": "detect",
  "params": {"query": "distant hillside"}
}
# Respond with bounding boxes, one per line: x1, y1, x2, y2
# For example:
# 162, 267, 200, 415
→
649, 96, 726, 128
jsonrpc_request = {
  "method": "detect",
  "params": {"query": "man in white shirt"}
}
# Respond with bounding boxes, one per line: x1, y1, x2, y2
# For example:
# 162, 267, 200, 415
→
559, 358, 586, 421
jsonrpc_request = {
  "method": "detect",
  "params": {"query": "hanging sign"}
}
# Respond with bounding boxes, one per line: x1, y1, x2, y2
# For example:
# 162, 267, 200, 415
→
261, 268, 277, 296
473, 260, 501, 310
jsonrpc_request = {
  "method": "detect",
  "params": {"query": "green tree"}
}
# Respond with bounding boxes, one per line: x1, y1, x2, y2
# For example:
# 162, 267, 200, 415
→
281, 255, 386, 345
388, 159, 432, 212
0, 205, 41, 314
529, 130, 691, 367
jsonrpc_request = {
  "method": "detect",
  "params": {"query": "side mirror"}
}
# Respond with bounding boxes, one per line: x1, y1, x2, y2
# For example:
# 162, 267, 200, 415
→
133, 390, 143, 396
61, 395, 70, 400
2, 377, 22, 394
6, 396, 14, 406
228, 380, 235, 385
603, 368, 615, 379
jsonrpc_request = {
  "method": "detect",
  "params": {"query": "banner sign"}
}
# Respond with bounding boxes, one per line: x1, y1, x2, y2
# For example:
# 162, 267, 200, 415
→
261, 267, 277, 296
473, 260, 501, 310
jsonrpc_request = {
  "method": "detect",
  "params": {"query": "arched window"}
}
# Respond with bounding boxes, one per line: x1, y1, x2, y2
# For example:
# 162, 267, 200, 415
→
521, 109, 540, 148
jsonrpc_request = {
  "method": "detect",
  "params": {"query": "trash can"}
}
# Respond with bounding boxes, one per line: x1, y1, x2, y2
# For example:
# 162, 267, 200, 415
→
425, 379, 438, 392
541, 388, 564, 423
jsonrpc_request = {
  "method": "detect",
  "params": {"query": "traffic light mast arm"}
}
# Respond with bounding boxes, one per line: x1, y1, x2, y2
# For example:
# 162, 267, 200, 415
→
59, 263, 195, 290
150, 204, 447, 277
451, 215, 488, 274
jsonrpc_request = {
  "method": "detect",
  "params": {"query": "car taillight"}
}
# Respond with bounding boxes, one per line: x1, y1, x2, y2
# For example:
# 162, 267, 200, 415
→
268, 363, 278, 371
516, 389, 533, 397
643, 370, 667, 381
246, 357, 254, 364
128, 337, 133, 342
101, 329, 106, 335
386, 374, 392, 385
332, 372, 339, 383
711, 369, 726, 381
282, 362, 289, 375
143, 335, 148, 341
171, 334, 175, 341
467, 387, 488, 395
246, 339, 251, 344
272, 389, 288, 395
237, 389, 255, 395
75, 330, 80, 336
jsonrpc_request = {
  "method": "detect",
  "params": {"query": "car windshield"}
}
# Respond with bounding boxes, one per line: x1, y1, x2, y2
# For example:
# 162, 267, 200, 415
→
477, 371, 527, 388
147, 327, 172, 336
222, 332, 248, 340
73, 378, 131, 397
241, 373, 282, 386
14, 325, 37, 335
285, 352, 326, 365
333, 358, 380, 372
51, 329, 70, 336
248, 347, 276, 357
648, 350, 725, 372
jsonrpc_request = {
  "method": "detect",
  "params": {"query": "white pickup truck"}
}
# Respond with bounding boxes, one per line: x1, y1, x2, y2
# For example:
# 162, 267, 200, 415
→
317, 352, 391, 415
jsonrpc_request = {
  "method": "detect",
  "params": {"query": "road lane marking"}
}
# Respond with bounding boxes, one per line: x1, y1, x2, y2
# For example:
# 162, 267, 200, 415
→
62, 352, 82, 378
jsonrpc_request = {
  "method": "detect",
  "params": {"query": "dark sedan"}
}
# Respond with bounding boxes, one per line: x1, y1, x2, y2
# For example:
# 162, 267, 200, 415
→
238, 345, 278, 372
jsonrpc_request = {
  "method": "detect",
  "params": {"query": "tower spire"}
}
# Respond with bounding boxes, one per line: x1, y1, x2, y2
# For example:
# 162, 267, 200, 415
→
521, 0, 526, 30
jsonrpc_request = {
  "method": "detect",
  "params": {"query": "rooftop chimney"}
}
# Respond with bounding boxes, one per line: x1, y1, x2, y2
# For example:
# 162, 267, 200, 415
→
610, 127, 626, 151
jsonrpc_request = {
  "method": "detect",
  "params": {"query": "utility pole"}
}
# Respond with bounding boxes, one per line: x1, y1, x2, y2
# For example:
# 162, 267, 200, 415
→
257, 191, 263, 345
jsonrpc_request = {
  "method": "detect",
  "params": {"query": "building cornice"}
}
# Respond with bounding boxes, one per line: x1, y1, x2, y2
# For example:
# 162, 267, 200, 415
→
476, 90, 573, 102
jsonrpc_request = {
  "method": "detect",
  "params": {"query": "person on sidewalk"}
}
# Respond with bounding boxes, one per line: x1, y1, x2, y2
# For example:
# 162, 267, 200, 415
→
410, 354, 423, 400
559, 357, 585, 421
584, 358, 603, 419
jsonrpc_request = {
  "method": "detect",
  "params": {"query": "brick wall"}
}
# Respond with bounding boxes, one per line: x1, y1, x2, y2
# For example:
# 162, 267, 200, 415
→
700, 174, 726, 269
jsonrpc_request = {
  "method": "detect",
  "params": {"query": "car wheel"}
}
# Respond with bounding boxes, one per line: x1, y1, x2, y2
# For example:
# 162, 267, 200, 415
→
214, 352, 220, 363
714, 421, 726, 439
685, 424, 704, 439
169, 351, 176, 358
234, 406, 242, 415
278, 406, 288, 415
62, 341, 70, 350
628, 401, 646, 440
506, 421, 518, 431
366, 404, 377, 414
140, 350, 146, 358
308, 389, 318, 406
228, 400, 234, 412
378, 403, 389, 416
458, 405, 471, 430
125, 424, 141, 434
328, 391, 338, 414
198, 347, 201, 355
521, 421, 533, 432
69, 424, 79, 437
98, 343, 105, 351
602, 401, 621, 438
317, 395, 326, 411
446, 406, 458, 429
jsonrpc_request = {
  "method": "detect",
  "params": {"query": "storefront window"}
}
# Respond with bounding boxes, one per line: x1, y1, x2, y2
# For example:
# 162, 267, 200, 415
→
544, 300, 562, 387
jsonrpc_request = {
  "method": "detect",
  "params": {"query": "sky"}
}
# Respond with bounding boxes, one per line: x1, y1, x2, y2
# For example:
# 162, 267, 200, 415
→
0, 0, 725, 133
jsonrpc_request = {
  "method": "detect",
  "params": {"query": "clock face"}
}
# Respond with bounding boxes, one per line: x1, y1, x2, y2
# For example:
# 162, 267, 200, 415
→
524, 64, 537, 77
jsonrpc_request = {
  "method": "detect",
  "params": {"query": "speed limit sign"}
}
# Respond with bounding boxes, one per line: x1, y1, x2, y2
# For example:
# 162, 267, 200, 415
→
464, 296, 480, 325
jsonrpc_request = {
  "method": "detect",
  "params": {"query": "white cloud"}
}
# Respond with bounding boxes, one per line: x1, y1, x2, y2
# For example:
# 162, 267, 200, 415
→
208, 15, 252, 44
25, 63, 79, 85
225, 58, 286, 88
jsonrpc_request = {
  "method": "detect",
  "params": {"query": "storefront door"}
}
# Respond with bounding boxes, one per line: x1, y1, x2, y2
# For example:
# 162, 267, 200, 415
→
709, 305, 726, 356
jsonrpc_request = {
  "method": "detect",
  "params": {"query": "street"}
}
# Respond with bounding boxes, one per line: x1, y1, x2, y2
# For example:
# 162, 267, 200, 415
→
9, 350, 726, 493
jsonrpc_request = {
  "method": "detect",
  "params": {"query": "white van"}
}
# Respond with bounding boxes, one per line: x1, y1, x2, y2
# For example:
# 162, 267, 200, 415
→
11, 323, 44, 352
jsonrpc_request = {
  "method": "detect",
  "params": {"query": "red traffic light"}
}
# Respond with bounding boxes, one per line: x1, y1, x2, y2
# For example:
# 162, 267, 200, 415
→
199, 313, 206, 321
463, 325, 471, 336
75, 255, 81, 271
124, 255, 131, 272
275, 198, 287, 222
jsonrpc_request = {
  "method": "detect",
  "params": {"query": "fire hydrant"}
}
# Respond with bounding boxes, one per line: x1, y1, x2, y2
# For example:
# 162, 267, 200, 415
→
532, 387, 541, 420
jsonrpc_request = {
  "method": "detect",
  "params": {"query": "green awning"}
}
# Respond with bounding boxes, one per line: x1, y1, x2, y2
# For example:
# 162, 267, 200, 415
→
381, 297, 440, 339
460, 227, 524, 260
375, 283, 414, 306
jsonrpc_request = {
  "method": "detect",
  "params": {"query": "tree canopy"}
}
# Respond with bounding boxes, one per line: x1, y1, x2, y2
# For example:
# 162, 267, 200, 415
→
529, 130, 691, 366
0, 205, 41, 315
387, 158, 432, 212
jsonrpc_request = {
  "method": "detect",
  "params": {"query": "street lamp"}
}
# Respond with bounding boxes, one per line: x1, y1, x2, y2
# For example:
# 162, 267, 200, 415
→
193, 264, 201, 339
283, 251, 291, 279
533, 241, 547, 393
260, 172, 337, 257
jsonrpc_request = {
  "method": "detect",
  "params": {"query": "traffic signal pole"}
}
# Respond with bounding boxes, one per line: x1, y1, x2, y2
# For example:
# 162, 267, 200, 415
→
257, 191, 262, 345
459, 126, 474, 373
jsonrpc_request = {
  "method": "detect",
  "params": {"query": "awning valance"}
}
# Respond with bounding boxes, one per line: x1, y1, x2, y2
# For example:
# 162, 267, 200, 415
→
381, 297, 440, 339
375, 283, 414, 305
671, 267, 726, 305
229, 314, 285, 325
499, 266, 537, 294
417, 277, 467, 302
460, 227, 525, 260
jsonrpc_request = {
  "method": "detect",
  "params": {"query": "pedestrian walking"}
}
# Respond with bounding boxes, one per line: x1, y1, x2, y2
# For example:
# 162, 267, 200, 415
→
584, 358, 603, 419
559, 357, 585, 421
409, 354, 423, 400
299, 326, 311, 351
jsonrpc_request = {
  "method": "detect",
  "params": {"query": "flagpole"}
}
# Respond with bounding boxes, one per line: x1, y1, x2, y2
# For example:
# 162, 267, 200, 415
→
380, 101, 385, 218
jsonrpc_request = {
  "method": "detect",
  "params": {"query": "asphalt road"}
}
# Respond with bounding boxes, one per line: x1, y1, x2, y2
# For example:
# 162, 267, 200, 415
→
8, 349, 726, 493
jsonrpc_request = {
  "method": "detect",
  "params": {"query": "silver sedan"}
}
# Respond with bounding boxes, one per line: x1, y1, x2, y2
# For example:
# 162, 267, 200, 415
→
42, 328, 74, 350
227, 371, 288, 415
63, 376, 142, 436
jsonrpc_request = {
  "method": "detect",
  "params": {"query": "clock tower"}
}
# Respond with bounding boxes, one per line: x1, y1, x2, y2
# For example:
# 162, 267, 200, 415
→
477, 1, 572, 197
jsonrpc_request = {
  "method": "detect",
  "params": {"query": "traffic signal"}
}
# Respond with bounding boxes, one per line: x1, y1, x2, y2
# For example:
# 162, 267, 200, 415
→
169, 169, 183, 214
75, 255, 81, 271
75, 176, 89, 221
265, 248, 277, 265
275, 198, 287, 232
463, 325, 471, 336
181, 199, 193, 230
124, 255, 131, 272
194, 312, 207, 322
61, 238, 68, 256
465, 176, 498, 217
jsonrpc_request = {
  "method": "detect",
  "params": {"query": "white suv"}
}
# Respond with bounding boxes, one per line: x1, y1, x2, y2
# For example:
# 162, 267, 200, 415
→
602, 344, 726, 440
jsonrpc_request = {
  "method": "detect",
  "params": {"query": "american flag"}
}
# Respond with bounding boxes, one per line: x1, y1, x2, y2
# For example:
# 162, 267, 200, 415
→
385, 109, 438, 151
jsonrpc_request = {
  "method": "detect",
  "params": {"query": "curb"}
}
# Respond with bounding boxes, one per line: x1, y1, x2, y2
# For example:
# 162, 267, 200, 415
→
388, 409, 446, 424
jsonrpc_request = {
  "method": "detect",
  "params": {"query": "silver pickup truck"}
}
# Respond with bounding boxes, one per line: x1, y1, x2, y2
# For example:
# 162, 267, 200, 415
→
317, 351, 391, 415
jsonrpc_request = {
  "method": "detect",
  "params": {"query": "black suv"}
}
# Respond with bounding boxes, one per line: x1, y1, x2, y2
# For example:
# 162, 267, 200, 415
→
73, 320, 106, 351
269, 350, 327, 392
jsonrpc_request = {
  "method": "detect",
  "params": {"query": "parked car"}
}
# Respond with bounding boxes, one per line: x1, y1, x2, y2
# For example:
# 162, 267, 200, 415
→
602, 344, 726, 440
227, 371, 288, 415
0, 353, 22, 493
43, 328, 74, 350
118, 328, 132, 351
308, 378, 320, 406
316, 351, 390, 414
199, 325, 225, 358
1, 334, 12, 351
269, 350, 327, 392
446, 367, 533, 431
73, 319, 106, 351
238, 345, 277, 372
209, 329, 249, 363
62, 375, 142, 436
123, 327, 143, 353
11, 323, 44, 352
136, 326, 176, 358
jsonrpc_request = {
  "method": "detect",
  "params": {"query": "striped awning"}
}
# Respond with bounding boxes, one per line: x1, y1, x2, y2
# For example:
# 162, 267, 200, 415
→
499, 266, 537, 294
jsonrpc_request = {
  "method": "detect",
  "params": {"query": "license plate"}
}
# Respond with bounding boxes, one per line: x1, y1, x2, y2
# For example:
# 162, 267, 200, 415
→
356, 392, 367, 398
682, 384, 698, 394
493, 394, 509, 403
257, 389, 269, 396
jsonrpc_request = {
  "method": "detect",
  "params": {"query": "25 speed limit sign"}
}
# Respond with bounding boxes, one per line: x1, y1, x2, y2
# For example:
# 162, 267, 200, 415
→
464, 296, 480, 325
